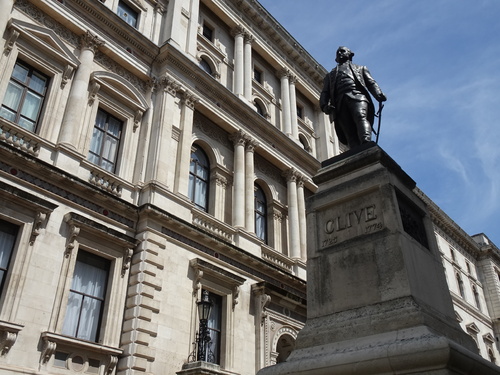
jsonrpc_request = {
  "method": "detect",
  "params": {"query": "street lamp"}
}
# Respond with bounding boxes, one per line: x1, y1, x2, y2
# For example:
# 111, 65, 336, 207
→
196, 290, 213, 362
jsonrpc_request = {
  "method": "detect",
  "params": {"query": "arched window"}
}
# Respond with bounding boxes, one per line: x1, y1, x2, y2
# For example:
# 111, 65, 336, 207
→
254, 100, 265, 117
189, 146, 210, 211
254, 184, 267, 242
200, 58, 213, 76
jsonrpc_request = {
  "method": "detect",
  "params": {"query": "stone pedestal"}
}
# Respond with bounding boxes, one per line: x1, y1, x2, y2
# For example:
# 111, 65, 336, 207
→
258, 143, 500, 375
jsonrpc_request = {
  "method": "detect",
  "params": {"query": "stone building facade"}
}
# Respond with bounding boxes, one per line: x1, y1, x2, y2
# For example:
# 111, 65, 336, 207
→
0, 1, 498, 375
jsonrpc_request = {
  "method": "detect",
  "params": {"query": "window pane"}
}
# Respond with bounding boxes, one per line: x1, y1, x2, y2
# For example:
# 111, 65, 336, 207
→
17, 117, 36, 132
107, 117, 121, 137
20, 91, 43, 121
12, 63, 29, 83
89, 128, 104, 154
95, 110, 107, 129
2, 82, 23, 111
0, 107, 17, 122
0, 220, 18, 274
29, 72, 48, 94
206, 291, 222, 364
102, 136, 118, 162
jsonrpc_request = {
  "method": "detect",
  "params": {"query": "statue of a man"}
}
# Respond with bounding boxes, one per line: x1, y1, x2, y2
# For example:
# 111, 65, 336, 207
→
320, 46, 387, 148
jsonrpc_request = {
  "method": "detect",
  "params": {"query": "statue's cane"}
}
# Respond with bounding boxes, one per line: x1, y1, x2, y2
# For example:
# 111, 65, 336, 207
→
375, 101, 384, 144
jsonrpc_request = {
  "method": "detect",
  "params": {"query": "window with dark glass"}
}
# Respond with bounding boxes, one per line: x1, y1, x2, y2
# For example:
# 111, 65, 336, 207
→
88, 108, 123, 173
0, 60, 49, 132
254, 101, 264, 117
254, 67, 262, 84
296, 105, 303, 119
199, 58, 213, 76
117, 1, 138, 28
0, 219, 18, 296
255, 184, 267, 242
62, 251, 110, 342
202, 23, 214, 41
206, 290, 222, 364
189, 146, 210, 211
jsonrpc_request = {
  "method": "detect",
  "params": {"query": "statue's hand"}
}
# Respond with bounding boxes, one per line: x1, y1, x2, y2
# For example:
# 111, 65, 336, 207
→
377, 93, 387, 102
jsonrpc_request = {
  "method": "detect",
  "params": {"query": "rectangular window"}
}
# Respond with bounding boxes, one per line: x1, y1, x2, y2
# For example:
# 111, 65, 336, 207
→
202, 23, 214, 41
117, 1, 138, 28
88, 108, 123, 173
207, 291, 222, 364
254, 67, 262, 84
62, 251, 110, 342
0, 220, 18, 296
296, 105, 303, 119
0, 61, 49, 132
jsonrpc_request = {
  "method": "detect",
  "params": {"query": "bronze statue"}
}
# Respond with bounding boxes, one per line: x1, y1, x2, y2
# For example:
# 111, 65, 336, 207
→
320, 46, 387, 148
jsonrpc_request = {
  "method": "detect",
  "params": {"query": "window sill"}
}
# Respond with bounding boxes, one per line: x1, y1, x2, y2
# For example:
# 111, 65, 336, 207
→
0, 320, 24, 355
40, 331, 122, 373
179, 361, 240, 375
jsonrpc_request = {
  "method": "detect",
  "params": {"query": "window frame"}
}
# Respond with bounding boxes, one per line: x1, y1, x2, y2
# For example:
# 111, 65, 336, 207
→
0, 60, 50, 132
87, 108, 124, 174
255, 184, 268, 243
117, 0, 140, 29
189, 145, 210, 212
189, 258, 245, 369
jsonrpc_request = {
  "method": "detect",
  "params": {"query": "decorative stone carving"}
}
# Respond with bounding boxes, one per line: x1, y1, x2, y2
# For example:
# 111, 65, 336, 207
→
29, 211, 47, 245
80, 30, 104, 53
65, 224, 80, 257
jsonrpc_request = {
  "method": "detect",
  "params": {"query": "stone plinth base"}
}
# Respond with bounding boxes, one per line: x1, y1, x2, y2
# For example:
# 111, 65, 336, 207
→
258, 325, 499, 375
257, 144, 500, 375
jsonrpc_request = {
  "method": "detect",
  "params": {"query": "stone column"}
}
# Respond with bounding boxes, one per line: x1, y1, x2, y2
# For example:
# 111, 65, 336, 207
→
133, 78, 155, 183
245, 139, 257, 232
272, 207, 284, 253
186, 0, 201, 58
279, 69, 292, 136
0, 0, 13, 39
315, 105, 336, 161
289, 75, 299, 141
232, 26, 245, 97
146, 76, 180, 185
243, 33, 254, 101
297, 177, 307, 261
212, 171, 229, 223
174, 91, 199, 196
284, 169, 300, 259
59, 31, 104, 148
230, 131, 246, 228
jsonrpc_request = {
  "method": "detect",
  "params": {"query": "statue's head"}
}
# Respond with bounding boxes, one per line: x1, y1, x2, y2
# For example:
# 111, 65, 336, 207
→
335, 46, 354, 63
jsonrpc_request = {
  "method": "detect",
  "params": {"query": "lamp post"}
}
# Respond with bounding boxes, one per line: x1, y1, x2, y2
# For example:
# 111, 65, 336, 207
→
196, 290, 213, 362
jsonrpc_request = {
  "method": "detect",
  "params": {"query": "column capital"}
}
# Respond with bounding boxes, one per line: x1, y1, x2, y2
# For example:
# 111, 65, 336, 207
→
289, 74, 298, 84
283, 168, 299, 182
181, 91, 199, 109
245, 138, 259, 152
229, 130, 247, 147
231, 24, 246, 37
80, 31, 104, 53
277, 67, 291, 79
161, 75, 181, 96
244, 33, 254, 44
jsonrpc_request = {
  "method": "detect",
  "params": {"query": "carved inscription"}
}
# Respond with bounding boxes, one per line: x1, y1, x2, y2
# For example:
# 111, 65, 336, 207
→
318, 198, 384, 249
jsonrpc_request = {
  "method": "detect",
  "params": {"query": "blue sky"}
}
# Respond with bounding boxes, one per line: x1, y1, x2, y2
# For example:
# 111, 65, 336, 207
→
258, 0, 500, 246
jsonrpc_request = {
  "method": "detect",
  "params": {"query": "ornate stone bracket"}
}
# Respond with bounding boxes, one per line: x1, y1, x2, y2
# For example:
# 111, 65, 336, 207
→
88, 79, 101, 106
122, 248, 133, 277
61, 65, 74, 89
30, 211, 48, 245
65, 224, 80, 258
0, 321, 23, 356
3, 28, 19, 56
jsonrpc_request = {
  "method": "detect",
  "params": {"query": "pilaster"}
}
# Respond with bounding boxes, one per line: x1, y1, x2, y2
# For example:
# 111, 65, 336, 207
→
232, 26, 245, 97
245, 138, 258, 233
284, 168, 300, 259
278, 69, 291, 136
230, 130, 246, 228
